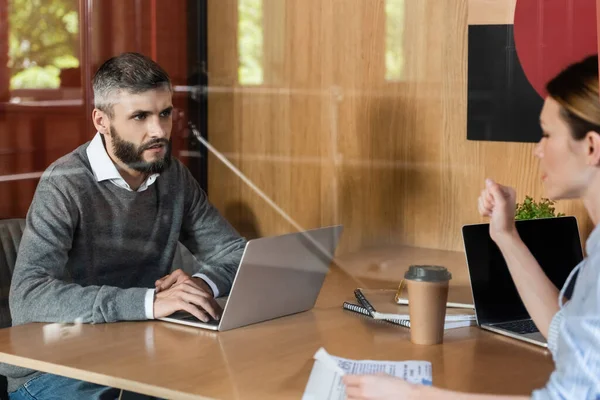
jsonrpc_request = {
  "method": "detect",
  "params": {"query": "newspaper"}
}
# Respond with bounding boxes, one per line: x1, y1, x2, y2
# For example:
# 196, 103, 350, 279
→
302, 348, 432, 400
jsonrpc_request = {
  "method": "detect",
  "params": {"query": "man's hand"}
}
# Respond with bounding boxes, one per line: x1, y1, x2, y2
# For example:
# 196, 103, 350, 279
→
155, 269, 213, 296
343, 374, 419, 400
153, 269, 221, 322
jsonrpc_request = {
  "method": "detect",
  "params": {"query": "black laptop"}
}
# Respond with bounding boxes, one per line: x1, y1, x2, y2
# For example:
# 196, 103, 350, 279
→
462, 216, 583, 347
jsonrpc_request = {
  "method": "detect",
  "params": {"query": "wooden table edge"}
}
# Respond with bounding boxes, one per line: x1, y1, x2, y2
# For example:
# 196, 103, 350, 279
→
0, 353, 215, 400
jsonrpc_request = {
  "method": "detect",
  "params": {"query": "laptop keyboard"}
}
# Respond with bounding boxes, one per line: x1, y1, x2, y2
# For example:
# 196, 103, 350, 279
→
168, 311, 219, 325
494, 319, 539, 334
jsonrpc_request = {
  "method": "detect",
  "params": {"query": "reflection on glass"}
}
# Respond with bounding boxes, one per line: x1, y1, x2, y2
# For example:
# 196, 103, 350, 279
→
8, 0, 79, 90
238, 0, 263, 85
385, 0, 404, 81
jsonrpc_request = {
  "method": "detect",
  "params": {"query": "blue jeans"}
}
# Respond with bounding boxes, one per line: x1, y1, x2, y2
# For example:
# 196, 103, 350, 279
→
8, 373, 120, 400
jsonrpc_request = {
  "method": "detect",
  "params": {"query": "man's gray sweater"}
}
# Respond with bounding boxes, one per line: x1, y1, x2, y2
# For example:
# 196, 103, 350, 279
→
3, 142, 246, 392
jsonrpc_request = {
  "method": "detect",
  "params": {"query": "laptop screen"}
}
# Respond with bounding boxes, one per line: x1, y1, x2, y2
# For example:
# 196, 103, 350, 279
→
462, 216, 583, 325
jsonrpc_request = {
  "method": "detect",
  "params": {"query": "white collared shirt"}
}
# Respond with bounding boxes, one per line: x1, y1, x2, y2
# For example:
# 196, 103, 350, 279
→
86, 133, 219, 319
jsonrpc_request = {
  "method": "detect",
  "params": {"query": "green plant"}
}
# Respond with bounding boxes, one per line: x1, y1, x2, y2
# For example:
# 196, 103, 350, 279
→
515, 196, 565, 220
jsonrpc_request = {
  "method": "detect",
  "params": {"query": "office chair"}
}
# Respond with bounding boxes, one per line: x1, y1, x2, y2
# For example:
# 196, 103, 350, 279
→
0, 219, 26, 400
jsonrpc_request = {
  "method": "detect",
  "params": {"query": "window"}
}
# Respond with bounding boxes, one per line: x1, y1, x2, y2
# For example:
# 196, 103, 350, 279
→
238, 0, 263, 85
8, 0, 79, 91
385, 0, 405, 81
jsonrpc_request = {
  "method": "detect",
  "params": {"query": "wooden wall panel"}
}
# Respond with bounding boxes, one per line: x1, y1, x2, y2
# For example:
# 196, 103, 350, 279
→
468, 0, 516, 24
0, 106, 87, 219
206, 0, 592, 253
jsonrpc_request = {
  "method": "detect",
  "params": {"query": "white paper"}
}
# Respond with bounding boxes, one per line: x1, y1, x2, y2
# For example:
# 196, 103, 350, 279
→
313, 348, 347, 376
395, 297, 474, 310
303, 347, 432, 400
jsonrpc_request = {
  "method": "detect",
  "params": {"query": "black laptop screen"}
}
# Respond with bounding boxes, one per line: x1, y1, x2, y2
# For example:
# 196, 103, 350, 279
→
462, 217, 583, 325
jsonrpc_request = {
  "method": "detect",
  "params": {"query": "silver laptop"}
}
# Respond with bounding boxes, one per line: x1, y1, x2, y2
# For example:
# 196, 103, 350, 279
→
159, 225, 343, 331
462, 217, 582, 347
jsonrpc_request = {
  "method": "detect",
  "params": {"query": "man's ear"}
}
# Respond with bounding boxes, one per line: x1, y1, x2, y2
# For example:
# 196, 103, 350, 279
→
585, 130, 600, 166
92, 109, 110, 134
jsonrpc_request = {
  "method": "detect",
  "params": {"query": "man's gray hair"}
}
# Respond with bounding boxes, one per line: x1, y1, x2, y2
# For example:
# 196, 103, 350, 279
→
93, 52, 172, 118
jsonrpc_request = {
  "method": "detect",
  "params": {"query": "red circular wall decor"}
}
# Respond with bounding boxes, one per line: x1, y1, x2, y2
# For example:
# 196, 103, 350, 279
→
514, 0, 598, 99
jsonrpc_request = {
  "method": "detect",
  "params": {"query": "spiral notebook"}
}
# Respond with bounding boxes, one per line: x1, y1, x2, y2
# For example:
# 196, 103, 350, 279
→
343, 301, 475, 329
343, 301, 411, 327
354, 288, 476, 322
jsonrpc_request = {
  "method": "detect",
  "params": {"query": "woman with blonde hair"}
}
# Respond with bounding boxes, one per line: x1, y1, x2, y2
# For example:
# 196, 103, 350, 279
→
343, 55, 600, 399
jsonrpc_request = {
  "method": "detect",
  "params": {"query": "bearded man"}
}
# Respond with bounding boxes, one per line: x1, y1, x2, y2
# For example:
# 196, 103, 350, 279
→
5, 52, 246, 399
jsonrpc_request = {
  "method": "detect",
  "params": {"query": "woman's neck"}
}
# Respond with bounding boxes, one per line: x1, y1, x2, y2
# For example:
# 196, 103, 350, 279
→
582, 176, 600, 225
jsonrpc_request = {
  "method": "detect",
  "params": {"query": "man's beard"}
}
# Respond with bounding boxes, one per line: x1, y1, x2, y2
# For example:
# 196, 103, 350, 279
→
110, 126, 172, 174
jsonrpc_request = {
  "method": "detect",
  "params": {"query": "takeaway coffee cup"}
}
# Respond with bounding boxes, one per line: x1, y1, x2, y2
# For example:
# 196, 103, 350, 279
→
404, 265, 452, 345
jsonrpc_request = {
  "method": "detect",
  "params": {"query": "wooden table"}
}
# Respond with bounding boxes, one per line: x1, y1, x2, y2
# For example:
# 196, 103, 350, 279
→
0, 247, 554, 399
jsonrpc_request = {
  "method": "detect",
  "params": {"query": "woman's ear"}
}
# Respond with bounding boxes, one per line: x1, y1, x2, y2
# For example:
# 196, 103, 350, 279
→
585, 131, 600, 166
